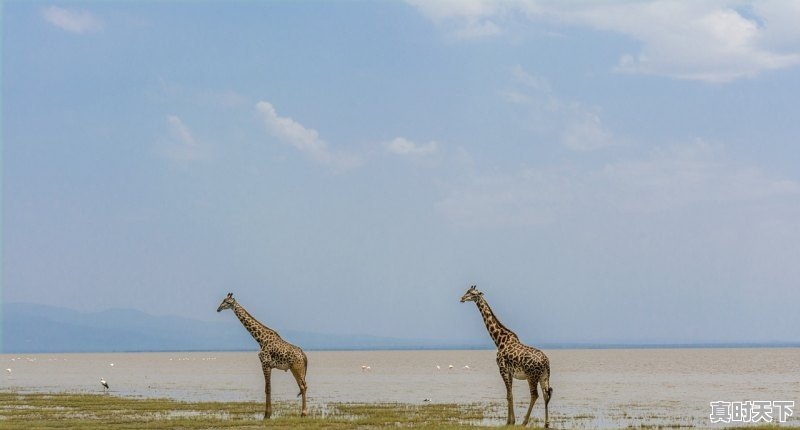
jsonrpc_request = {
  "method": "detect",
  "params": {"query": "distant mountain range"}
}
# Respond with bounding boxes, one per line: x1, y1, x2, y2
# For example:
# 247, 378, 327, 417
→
1, 303, 489, 353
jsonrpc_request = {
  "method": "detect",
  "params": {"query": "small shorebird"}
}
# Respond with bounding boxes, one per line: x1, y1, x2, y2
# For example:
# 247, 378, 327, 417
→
448, 364, 454, 370
100, 378, 109, 391
423, 398, 431, 402
436, 365, 441, 370
463, 365, 470, 370
5, 368, 11, 375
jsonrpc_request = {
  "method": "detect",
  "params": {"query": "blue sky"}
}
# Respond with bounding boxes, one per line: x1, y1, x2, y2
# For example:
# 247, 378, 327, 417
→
3, 1, 800, 345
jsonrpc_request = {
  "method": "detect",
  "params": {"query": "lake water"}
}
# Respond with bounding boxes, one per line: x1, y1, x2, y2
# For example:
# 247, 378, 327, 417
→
2, 348, 799, 428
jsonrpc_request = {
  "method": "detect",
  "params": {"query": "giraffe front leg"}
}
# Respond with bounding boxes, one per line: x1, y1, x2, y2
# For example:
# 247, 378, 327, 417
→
263, 368, 272, 419
500, 367, 515, 425
522, 377, 539, 426
259, 353, 272, 419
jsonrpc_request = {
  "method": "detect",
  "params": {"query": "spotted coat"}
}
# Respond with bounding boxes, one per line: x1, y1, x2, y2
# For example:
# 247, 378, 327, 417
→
217, 293, 308, 419
461, 286, 553, 427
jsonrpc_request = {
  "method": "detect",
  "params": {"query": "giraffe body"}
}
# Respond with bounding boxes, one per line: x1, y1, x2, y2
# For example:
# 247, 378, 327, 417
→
217, 293, 308, 419
461, 285, 552, 427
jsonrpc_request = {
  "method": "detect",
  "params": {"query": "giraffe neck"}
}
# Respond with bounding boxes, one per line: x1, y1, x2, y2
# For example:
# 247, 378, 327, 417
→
475, 296, 518, 347
232, 302, 280, 347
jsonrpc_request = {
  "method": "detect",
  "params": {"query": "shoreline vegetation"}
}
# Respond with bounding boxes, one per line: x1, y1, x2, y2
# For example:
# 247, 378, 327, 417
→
1, 391, 791, 429
0, 391, 495, 429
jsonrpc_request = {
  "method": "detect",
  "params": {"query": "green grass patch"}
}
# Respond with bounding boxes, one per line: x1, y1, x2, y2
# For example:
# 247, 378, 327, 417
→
0, 391, 506, 429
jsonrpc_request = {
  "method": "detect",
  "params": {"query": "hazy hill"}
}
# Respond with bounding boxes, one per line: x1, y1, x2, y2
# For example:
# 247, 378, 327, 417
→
1, 303, 488, 353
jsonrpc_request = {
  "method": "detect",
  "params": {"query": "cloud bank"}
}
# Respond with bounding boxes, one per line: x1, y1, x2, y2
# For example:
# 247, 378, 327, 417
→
437, 140, 800, 227
256, 101, 361, 170
409, 1, 800, 82
42, 6, 103, 34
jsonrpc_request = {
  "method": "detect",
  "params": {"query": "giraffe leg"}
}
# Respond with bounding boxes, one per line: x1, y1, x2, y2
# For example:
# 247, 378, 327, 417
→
499, 366, 515, 425
259, 352, 272, 419
523, 377, 539, 426
290, 362, 308, 417
540, 377, 552, 428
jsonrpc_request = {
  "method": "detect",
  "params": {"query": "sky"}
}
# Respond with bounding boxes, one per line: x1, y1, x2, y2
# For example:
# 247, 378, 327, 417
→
3, 1, 800, 345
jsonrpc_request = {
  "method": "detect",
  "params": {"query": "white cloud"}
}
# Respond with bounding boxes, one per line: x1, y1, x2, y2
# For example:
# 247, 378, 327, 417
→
436, 140, 800, 227
159, 115, 208, 161
584, 3, 800, 82
511, 65, 552, 93
408, 1, 800, 82
406, 0, 502, 40
561, 114, 614, 151
436, 167, 576, 227
506, 65, 616, 151
255, 101, 361, 170
599, 139, 800, 212
454, 20, 501, 40
41, 6, 102, 34
384, 137, 439, 156
167, 115, 196, 146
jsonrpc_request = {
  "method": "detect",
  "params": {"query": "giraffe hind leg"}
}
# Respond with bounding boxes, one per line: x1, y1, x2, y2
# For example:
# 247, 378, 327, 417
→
290, 362, 308, 417
540, 376, 553, 428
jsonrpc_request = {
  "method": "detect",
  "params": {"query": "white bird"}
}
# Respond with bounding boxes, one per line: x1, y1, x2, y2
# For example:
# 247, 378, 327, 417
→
5, 368, 11, 375
366, 366, 371, 371
109, 363, 114, 367
463, 365, 470, 370
448, 364, 454, 370
436, 365, 441, 370
100, 378, 109, 391
361, 365, 368, 371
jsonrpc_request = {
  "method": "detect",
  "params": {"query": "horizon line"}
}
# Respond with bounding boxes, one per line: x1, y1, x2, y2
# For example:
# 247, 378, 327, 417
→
3, 342, 800, 355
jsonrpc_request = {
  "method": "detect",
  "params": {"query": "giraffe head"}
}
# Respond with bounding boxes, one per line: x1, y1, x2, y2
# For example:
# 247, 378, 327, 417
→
460, 285, 483, 303
216, 293, 236, 312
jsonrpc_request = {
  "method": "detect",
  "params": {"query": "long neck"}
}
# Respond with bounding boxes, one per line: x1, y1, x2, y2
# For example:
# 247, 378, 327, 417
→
475, 296, 518, 347
232, 302, 279, 345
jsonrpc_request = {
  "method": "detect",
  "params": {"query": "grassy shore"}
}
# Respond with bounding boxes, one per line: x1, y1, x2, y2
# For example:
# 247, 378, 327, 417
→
2, 391, 795, 429
0, 391, 501, 429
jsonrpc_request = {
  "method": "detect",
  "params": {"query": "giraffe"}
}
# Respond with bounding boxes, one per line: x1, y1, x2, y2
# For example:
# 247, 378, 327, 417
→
460, 285, 553, 427
217, 293, 308, 419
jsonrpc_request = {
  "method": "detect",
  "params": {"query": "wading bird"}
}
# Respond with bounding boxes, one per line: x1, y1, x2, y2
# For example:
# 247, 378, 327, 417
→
100, 378, 109, 391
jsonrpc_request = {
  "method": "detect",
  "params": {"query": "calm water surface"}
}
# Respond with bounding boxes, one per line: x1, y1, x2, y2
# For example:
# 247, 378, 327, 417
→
2, 349, 798, 428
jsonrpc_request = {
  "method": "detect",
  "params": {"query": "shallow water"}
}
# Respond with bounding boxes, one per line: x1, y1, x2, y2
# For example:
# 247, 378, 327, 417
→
2, 348, 798, 428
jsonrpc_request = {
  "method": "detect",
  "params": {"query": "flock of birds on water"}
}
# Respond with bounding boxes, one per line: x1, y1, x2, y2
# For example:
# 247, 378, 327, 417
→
5, 357, 473, 400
